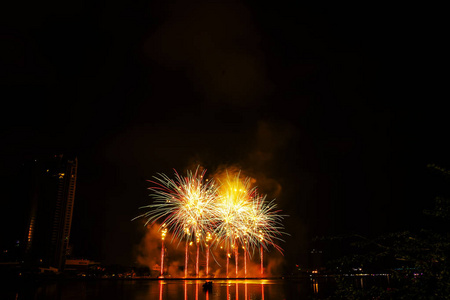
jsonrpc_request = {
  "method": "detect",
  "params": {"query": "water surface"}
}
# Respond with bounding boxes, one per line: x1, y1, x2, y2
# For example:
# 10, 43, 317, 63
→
4, 278, 336, 299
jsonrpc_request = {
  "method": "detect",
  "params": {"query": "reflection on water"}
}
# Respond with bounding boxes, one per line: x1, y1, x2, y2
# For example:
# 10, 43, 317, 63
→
312, 278, 319, 294
176, 279, 274, 300
158, 280, 273, 300
3, 278, 338, 300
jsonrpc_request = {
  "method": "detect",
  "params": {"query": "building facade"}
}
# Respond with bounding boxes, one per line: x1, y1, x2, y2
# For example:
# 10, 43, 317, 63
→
23, 155, 77, 271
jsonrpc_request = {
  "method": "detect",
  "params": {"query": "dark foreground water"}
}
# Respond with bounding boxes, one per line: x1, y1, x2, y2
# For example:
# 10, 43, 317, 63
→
2, 278, 339, 299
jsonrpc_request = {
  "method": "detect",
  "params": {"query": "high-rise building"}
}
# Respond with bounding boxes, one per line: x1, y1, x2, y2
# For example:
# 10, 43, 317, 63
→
22, 154, 77, 271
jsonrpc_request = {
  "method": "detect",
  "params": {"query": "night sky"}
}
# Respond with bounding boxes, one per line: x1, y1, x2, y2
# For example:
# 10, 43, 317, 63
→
1, 1, 447, 270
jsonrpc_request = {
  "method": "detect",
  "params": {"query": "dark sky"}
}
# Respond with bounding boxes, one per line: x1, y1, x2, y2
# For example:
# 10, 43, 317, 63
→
1, 1, 447, 269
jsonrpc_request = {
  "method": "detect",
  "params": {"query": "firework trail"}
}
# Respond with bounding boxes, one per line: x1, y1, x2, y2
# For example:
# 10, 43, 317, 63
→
160, 224, 167, 276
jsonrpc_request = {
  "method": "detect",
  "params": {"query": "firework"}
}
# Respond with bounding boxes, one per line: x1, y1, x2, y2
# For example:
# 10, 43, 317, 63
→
213, 171, 287, 276
212, 171, 255, 276
253, 196, 285, 246
213, 173, 256, 244
133, 167, 219, 277
246, 193, 286, 274
134, 167, 287, 278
